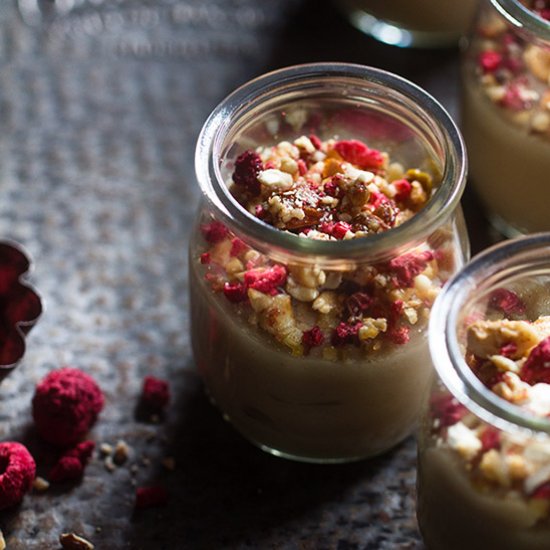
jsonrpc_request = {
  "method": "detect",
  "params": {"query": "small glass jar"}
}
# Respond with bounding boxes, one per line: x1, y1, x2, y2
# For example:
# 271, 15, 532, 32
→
419, 234, 550, 549
190, 63, 468, 463
336, 0, 479, 48
462, 0, 550, 236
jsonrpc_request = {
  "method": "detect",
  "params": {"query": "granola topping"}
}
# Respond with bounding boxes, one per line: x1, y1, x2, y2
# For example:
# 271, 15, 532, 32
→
199, 135, 452, 357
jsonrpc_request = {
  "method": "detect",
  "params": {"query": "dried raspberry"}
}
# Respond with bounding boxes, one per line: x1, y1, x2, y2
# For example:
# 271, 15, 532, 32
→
141, 376, 170, 411
319, 221, 335, 235
309, 134, 322, 150
488, 288, 526, 316
200, 252, 211, 265
430, 393, 467, 428
302, 326, 325, 349
480, 427, 500, 453
393, 179, 412, 202
49, 456, 84, 483
200, 221, 229, 244
297, 159, 307, 176
230, 238, 248, 257
135, 485, 168, 510
324, 177, 342, 198
331, 321, 362, 347
244, 265, 287, 294
223, 281, 248, 303
254, 204, 267, 219
66, 440, 96, 463
521, 336, 550, 385
500, 83, 530, 111
368, 191, 391, 210
499, 342, 518, 358
479, 50, 502, 73
331, 221, 351, 240
388, 251, 434, 288
334, 140, 384, 170
532, 482, 550, 499
386, 325, 410, 345
0, 442, 36, 510
233, 150, 262, 195
345, 292, 373, 317
32, 368, 104, 448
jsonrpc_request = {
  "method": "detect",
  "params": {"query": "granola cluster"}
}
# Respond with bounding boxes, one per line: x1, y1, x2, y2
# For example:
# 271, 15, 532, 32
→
472, 0, 550, 136
199, 135, 453, 358
432, 289, 550, 523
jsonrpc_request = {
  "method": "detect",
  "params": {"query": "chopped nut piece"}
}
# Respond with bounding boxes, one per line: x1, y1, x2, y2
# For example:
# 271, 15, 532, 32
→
0, 529, 5, 550
33, 476, 50, 492
162, 457, 176, 471
113, 440, 130, 466
99, 443, 113, 456
59, 533, 94, 550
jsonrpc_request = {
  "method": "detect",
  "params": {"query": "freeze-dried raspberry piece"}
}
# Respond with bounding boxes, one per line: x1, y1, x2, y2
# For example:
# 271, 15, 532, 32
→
500, 342, 518, 358
297, 159, 307, 176
233, 150, 262, 195
244, 265, 287, 294
309, 134, 322, 150
488, 288, 526, 316
135, 485, 168, 509
331, 321, 362, 347
532, 482, 550, 499
200, 252, 211, 265
430, 393, 467, 428
66, 441, 95, 463
302, 326, 325, 349
500, 83, 530, 111
386, 325, 410, 345
331, 221, 351, 240
141, 376, 170, 411
345, 292, 373, 317
479, 50, 502, 73
324, 177, 342, 198
0, 442, 36, 510
223, 281, 248, 303
32, 368, 104, 448
521, 336, 550, 385
334, 140, 384, 170
393, 179, 412, 202
230, 238, 248, 257
49, 456, 84, 483
480, 427, 501, 453
368, 191, 391, 210
387, 251, 434, 288
200, 221, 229, 244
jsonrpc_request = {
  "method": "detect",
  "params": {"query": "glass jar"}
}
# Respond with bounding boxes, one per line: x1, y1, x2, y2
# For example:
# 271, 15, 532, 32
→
336, 0, 479, 48
419, 234, 550, 549
191, 62, 468, 463
462, 0, 550, 236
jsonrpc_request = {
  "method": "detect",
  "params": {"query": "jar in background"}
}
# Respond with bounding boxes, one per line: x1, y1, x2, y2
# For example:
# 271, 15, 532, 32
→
336, 0, 479, 48
191, 63, 468, 463
462, 0, 550, 236
419, 234, 550, 549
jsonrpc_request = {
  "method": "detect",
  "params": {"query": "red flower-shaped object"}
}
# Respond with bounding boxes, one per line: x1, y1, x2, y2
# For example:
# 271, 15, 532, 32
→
0, 242, 42, 382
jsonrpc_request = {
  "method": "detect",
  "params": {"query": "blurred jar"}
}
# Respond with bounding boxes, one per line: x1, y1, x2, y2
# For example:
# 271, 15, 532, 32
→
337, 0, 479, 48
419, 234, 550, 549
462, 0, 550, 236
190, 63, 468, 463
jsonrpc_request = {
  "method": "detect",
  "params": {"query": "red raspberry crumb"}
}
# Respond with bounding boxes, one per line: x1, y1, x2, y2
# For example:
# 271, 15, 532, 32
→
230, 238, 248, 257
532, 482, 550, 499
393, 179, 412, 202
200, 221, 228, 244
479, 50, 502, 73
254, 204, 267, 219
297, 159, 307, 176
223, 281, 248, 303
331, 221, 351, 240
521, 336, 550, 385
386, 325, 410, 345
32, 368, 104, 447
233, 150, 263, 195
488, 288, 526, 316
200, 252, 211, 265
49, 456, 84, 483
324, 177, 342, 198
345, 292, 373, 317
388, 250, 434, 288
500, 82, 530, 111
368, 191, 391, 210
309, 134, 322, 150
319, 221, 335, 235
244, 265, 287, 294
429, 393, 467, 428
334, 140, 384, 170
480, 427, 501, 453
302, 326, 325, 349
0, 442, 36, 510
135, 485, 168, 510
141, 376, 170, 410
499, 342, 518, 358
331, 321, 362, 347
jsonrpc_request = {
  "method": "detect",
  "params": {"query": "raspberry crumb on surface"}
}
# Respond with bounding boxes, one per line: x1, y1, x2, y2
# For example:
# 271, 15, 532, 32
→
135, 485, 169, 510
141, 376, 170, 411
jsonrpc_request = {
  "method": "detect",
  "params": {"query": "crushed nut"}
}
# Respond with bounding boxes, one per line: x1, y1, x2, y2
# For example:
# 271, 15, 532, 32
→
59, 533, 94, 550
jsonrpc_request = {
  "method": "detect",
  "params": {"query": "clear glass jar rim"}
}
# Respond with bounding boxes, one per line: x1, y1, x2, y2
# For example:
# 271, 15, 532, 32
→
491, 0, 550, 41
195, 62, 467, 263
430, 233, 550, 435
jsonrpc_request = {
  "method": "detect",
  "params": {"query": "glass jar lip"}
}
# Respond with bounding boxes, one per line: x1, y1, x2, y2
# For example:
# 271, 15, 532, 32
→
491, 0, 550, 41
430, 233, 550, 435
195, 62, 467, 263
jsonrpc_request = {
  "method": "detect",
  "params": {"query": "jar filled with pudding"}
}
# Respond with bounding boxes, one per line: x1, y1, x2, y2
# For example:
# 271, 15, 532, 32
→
462, 0, 550, 236
419, 234, 550, 549
336, 0, 479, 48
190, 63, 469, 463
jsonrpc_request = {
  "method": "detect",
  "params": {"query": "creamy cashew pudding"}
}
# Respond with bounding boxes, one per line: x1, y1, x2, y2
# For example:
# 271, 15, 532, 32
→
419, 289, 550, 549
462, 1, 550, 234
191, 134, 458, 461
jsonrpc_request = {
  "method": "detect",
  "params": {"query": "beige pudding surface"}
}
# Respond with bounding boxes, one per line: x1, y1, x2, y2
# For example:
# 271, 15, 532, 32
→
341, 0, 478, 33
191, 262, 434, 461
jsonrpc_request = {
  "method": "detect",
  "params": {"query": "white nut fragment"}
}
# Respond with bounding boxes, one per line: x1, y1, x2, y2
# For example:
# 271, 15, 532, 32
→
248, 288, 273, 312
480, 449, 510, 487
524, 45, 550, 83
286, 276, 319, 302
289, 265, 326, 289
531, 111, 550, 133
33, 476, 50, 492
492, 372, 530, 404
324, 271, 343, 289
257, 169, 294, 190
312, 291, 338, 314
446, 421, 482, 460
358, 318, 387, 341
293, 135, 315, 153
489, 354, 520, 374
280, 157, 298, 175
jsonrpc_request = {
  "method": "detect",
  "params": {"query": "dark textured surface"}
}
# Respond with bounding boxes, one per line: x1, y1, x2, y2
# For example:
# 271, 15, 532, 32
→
0, 0, 492, 548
